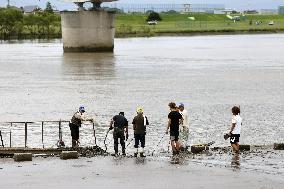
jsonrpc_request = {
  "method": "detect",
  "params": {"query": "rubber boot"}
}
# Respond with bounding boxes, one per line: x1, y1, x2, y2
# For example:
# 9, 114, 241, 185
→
72, 139, 77, 148
76, 140, 80, 148
111, 151, 118, 156
134, 148, 138, 157
140, 148, 146, 157
122, 148, 126, 156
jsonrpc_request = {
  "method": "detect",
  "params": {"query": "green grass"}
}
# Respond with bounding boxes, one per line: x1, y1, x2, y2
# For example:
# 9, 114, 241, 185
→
3, 12, 284, 39
115, 13, 284, 37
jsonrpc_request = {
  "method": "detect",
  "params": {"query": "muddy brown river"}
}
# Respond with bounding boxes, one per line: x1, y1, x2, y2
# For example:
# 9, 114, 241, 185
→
0, 34, 283, 152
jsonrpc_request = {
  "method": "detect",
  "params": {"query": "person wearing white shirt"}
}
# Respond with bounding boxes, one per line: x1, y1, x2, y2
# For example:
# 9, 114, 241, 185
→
228, 106, 242, 152
69, 106, 93, 148
178, 103, 189, 149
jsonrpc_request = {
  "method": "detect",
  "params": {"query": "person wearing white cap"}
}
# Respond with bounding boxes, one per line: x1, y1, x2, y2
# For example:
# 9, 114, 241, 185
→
178, 103, 189, 150
132, 107, 149, 157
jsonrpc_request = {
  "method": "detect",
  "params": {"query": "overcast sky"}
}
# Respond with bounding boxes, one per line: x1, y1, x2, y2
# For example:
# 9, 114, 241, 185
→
1, 0, 284, 10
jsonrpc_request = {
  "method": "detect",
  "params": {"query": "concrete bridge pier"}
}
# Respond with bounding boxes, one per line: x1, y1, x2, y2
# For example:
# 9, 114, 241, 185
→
61, 1, 116, 52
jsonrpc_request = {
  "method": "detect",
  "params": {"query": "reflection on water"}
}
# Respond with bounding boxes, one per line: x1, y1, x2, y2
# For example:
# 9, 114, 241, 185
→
62, 53, 116, 79
135, 157, 147, 165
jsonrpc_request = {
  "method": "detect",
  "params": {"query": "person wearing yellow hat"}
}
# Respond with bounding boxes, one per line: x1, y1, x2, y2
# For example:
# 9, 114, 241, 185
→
132, 107, 149, 157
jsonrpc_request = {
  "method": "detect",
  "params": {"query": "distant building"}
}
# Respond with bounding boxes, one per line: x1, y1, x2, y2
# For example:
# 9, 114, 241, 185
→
23, 5, 41, 14
279, 6, 284, 14
190, 4, 225, 13
105, 3, 225, 13
214, 9, 235, 15
244, 10, 258, 14
182, 4, 191, 13
260, 9, 277, 15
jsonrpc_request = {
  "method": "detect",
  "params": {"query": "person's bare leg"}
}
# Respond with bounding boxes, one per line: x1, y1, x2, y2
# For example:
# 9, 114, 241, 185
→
236, 143, 240, 151
171, 141, 176, 153
231, 144, 238, 152
175, 141, 181, 151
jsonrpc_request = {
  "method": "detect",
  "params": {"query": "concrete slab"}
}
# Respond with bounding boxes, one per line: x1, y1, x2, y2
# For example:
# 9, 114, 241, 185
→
239, 145, 250, 151
13, 153, 32, 162
274, 143, 284, 150
60, 151, 78, 160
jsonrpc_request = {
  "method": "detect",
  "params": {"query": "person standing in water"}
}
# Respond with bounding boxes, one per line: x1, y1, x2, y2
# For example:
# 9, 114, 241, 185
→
178, 103, 189, 150
109, 112, 129, 156
132, 107, 149, 157
228, 106, 242, 153
69, 106, 94, 148
166, 102, 182, 155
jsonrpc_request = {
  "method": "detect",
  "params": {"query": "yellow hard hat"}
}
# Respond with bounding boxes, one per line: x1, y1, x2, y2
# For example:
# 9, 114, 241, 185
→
136, 107, 143, 114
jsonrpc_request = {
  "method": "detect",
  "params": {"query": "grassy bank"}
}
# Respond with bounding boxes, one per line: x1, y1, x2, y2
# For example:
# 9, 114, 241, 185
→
115, 13, 284, 37
1, 9, 284, 40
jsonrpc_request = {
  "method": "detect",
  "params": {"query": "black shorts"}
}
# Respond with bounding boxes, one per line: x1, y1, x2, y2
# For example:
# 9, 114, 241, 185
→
134, 134, 146, 148
69, 123, 79, 140
170, 131, 179, 141
230, 134, 240, 144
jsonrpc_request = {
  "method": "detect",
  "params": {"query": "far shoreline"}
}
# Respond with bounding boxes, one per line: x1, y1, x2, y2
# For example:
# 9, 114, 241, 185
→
1, 29, 284, 41
115, 29, 284, 38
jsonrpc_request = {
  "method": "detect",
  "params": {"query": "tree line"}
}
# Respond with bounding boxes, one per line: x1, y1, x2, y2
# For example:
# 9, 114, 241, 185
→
0, 3, 61, 40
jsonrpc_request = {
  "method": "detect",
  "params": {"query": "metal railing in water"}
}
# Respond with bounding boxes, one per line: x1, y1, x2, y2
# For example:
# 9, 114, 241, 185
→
0, 130, 4, 147
0, 120, 96, 148
0, 120, 71, 148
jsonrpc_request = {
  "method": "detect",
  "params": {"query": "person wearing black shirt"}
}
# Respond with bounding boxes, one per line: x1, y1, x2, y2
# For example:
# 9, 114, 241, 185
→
109, 112, 129, 156
166, 102, 182, 155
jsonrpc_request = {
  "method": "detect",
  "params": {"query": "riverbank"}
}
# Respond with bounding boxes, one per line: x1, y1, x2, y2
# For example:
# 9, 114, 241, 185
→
3, 28, 284, 40
0, 153, 283, 189
115, 28, 284, 38
115, 13, 284, 37
1, 9, 284, 40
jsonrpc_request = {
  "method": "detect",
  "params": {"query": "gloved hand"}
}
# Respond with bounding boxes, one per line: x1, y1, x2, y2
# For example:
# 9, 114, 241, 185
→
126, 133, 129, 141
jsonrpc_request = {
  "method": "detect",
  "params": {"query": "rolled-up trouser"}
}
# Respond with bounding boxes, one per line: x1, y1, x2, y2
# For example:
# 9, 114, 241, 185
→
180, 127, 189, 147
113, 127, 125, 153
134, 134, 145, 148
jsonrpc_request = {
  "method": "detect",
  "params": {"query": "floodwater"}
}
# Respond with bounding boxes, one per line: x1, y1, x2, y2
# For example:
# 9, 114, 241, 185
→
0, 34, 284, 152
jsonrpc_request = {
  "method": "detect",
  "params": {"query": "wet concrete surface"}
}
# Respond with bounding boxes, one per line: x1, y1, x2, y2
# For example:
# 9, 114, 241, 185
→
1, 145, 284, 189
